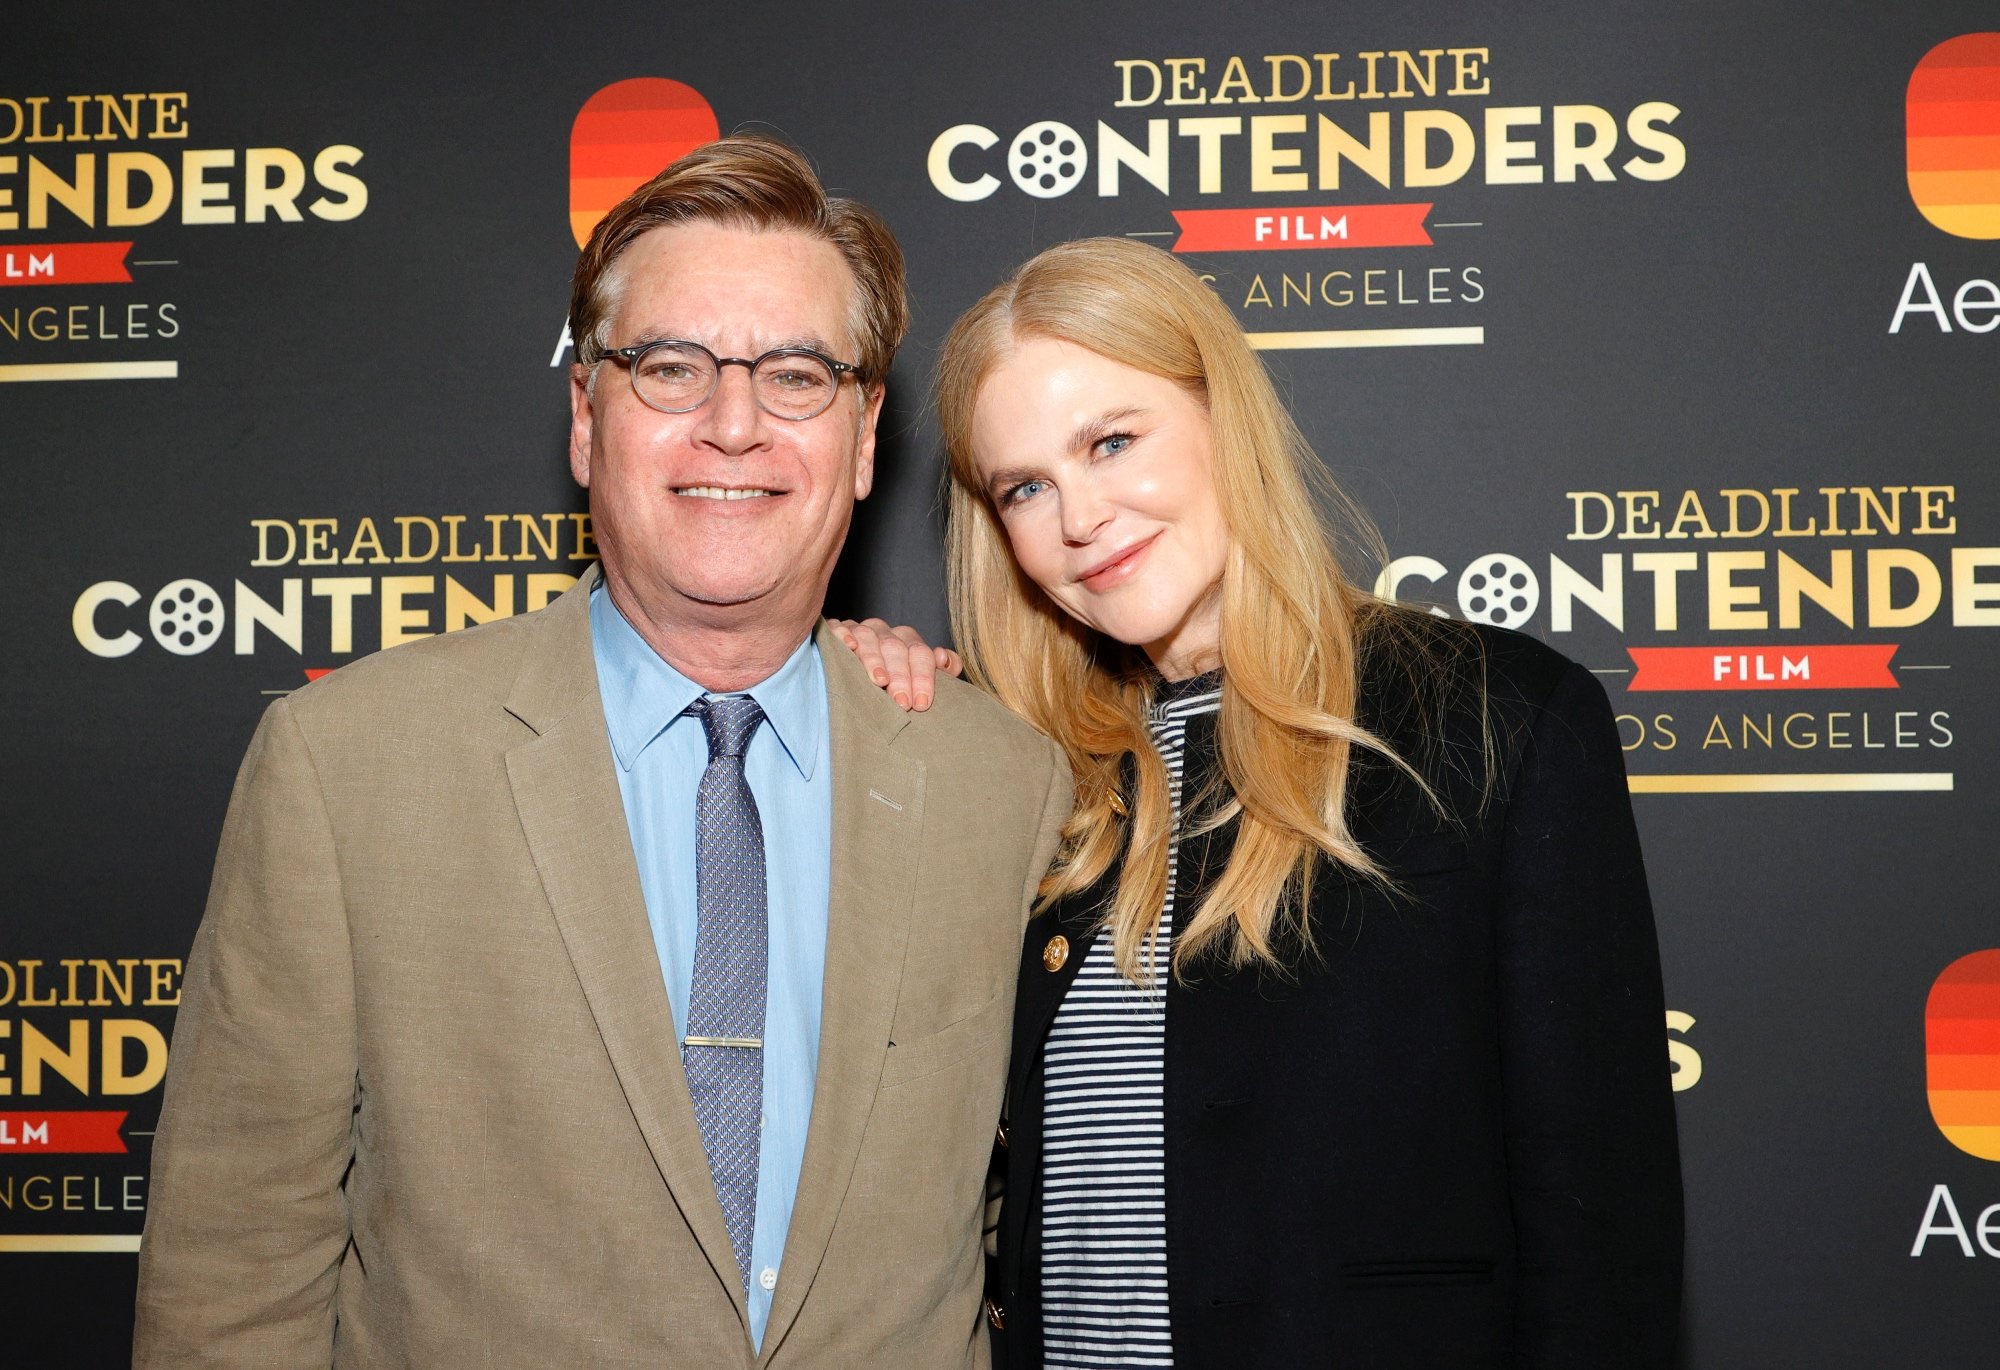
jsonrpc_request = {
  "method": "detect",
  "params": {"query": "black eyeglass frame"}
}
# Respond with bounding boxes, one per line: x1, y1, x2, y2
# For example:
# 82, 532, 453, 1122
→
599, 339, 865, 421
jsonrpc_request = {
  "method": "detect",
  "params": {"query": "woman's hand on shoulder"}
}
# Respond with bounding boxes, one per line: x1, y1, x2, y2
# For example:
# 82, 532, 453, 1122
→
826, 617, 963, 711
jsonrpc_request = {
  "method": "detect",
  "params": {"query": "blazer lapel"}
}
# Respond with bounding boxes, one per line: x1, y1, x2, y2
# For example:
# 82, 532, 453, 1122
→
997, 879, 1105, 1311
1009, 780, 1127, 1118
1008, 895, 1102, 1111
757, 624, 925, 1365
502, 572, 748, 1324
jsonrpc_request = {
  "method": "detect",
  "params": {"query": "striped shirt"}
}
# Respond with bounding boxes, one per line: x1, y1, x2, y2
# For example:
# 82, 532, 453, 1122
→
1040, 677, 1222, 1369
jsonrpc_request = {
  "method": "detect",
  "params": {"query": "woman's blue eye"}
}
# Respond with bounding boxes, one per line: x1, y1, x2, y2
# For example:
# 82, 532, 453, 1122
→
1005, 479, 1048, 506
1098, 433, 1133, 455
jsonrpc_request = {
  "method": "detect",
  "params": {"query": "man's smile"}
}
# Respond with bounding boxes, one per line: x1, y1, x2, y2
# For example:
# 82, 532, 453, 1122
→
673, 484, 783, 500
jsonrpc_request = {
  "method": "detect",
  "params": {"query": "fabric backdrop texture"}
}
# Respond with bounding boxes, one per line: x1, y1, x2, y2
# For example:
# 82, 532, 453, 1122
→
5, 4, 1999, 1365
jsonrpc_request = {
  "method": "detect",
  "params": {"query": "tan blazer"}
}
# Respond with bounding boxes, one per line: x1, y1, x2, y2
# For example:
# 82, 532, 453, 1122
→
133, 574, 1070, 1368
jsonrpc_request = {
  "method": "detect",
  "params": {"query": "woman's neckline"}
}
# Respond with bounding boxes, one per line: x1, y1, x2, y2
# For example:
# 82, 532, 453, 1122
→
1153, 667, 1223, 703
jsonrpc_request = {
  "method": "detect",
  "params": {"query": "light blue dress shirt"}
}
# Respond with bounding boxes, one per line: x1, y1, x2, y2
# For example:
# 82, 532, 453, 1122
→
589, 584, 831, 1349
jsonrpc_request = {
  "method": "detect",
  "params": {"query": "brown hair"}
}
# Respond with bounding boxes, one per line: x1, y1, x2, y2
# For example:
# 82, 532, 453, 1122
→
568, 133, 908, 382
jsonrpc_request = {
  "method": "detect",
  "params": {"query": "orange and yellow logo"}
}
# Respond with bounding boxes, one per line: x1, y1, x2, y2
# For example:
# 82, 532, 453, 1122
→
1926, 949, 2000, 1161
1906, 33, 2000, 239
568, 78, 719, 248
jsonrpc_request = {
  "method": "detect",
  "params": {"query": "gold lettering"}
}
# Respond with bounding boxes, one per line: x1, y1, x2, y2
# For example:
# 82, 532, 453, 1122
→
27, 153, 94, 229
1664, 489, 1717, 540
1212, 56, 1261, 105
88, 959, 139, 1008
1316, 112, 1391, 190
298, 518, 338, 566
1312, 52, 1354, 101
1776, 550, 1856, 629
144, 959, 182, 1007
1866, 548, 1942, 628
396, 515, 440, 563
1265, 55, 1313, 103
1389, 49, 1444, 99
102, 1020, 169, 1095
1163, 58, 1208, 106
344, 517, 390, 565
1447, 48, 1490, 96
1914, 486, 1957, 534
513, 513, 562, 562
379, 576, 434, 648
21, 1020, 89, 1095
1707, 551, 1766, 630
443, 575, 515, 631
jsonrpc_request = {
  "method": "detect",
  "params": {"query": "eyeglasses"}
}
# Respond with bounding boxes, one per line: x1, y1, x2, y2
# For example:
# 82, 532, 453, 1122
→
599, 339, 863, 421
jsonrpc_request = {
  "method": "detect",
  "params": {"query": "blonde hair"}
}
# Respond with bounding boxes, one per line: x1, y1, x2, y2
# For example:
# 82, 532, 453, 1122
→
938, 237, 1439, 982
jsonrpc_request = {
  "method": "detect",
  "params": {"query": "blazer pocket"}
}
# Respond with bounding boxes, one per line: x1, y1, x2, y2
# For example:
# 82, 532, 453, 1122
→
880, 992, 1010, 1089
1340, 1258, 1495, 1289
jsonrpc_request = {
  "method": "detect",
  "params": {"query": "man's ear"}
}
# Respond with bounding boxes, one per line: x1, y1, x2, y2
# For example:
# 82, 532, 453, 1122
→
568, 363, 596, 488
852, 383, 884, 501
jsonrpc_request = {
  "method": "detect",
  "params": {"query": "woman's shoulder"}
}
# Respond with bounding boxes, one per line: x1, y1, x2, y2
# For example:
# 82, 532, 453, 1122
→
1352, 605, 1609, 799
1357, 603, 1583, 716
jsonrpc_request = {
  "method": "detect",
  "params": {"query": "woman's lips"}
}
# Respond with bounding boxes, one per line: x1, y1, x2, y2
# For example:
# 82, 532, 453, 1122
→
1077, 532, 1160, 589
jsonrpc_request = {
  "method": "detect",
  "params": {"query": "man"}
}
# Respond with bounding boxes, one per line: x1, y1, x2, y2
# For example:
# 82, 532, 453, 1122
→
133, 136, 1070, 1368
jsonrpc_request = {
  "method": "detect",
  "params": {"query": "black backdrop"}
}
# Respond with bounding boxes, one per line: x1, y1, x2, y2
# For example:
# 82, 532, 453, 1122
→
7, 4, 2000, 1365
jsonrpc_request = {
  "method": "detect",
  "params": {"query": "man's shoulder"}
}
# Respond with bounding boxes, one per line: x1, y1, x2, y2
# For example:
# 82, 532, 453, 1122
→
885, 675, 1069, 851
280, 604, 548, 729
898, 673, 1055, 760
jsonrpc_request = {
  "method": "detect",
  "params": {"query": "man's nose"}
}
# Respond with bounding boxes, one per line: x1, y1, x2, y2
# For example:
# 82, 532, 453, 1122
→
693, 363, 770, 452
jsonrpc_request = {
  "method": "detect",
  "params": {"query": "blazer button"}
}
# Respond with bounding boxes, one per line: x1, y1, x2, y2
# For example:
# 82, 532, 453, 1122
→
986, 1298, 1006, 1330
1043, 934, 1069, 972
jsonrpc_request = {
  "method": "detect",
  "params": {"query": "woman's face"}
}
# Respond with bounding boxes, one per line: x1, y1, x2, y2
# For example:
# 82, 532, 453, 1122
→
970, 336, 1232, 679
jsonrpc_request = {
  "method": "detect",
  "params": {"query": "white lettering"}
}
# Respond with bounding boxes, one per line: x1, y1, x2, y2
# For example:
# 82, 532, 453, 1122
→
1373, 555, 1448, 610
1890, 262, 1952, 334
1912, 1183, 1975, 1257
1953, 278, 2000, 334
1097, 119, 1170, 196
927, 124, 1000, 202
72, 581, 142, 657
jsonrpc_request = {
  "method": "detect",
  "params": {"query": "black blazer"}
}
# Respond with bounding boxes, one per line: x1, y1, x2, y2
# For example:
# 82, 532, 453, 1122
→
993, 625, 1682, 1369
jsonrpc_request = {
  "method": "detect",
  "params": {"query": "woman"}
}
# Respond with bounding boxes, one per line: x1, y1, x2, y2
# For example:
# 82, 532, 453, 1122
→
847, 235, 1680, 1368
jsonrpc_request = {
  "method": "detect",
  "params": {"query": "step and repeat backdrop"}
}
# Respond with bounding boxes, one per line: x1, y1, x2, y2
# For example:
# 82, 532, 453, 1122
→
6, 4, 1999, 1365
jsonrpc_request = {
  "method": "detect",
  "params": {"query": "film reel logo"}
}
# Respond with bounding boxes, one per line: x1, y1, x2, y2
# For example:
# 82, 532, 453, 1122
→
569, 78, 720, 247
149, 579, 224, 656
1926, 950, 2000, 1161
1009, 122, 1087, 199
1457, 554, 1540, 630
1906, 33, 2000, 240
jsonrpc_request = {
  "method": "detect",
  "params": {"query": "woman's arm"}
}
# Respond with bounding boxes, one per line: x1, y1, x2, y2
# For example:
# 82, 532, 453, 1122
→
1492, 662, 1684, 1368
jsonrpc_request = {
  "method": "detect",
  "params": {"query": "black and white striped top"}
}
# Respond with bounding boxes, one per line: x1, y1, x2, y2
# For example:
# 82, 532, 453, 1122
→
1040, 676, 1222, 1369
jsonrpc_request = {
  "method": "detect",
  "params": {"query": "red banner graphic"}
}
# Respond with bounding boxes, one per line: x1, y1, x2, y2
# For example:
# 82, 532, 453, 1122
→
0, 1111, 129, 1153
1171, 204, 1432, 252
1627, 644, 1900, 691
0, 242, 134, 287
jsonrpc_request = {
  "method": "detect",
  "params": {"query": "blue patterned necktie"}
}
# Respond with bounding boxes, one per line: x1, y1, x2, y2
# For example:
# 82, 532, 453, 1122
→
681, 694, 768, 1292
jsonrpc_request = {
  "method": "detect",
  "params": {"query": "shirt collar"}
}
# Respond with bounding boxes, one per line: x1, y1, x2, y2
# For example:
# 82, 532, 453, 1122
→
590, 581, 823, 780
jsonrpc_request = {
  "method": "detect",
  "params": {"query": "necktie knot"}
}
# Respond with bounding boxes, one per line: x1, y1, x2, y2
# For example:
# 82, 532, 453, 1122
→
692, 695, 765, 762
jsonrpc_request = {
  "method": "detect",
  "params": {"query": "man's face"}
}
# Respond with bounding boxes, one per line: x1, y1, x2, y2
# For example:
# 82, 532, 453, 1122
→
569, 221, 880, 635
